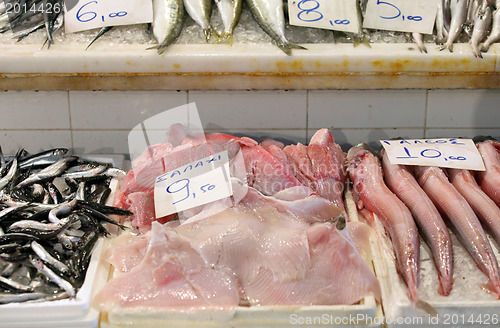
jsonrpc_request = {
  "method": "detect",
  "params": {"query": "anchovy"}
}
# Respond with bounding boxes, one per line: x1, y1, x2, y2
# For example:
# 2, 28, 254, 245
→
8, 219, 62, 232
77, 204, 127, 229
86, 26, 113, 50
482, 7, 500, 57
381, 150, 453, 296
1, 263, 20, 277
149, 0, 185, 54
31, 241, 70, 275
18, 148, 68, 169
8, 217, 72, 239
414, 165, 500, 297
77, 200, 133, 216
16, 156, 78, 189
347, 144, 420, 302
214, 0, 243, 44
61, 164, 108, 180
0, 292, 47, 303
0, 275, 33, 292
47, 182, 63, 204
0, 153, 19, 191
57, 233, 77, 250
0, 146, 5, 173
440, 0, 469, 52
184, 0, 216, 42
245, 0, 306, 55
29, 256, 75, 297
103, 167, 126, 178
76, 181, 86, 201
48, 199, 78, 224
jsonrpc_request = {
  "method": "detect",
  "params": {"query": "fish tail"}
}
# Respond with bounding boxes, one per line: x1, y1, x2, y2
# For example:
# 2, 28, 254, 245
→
353, 34, 371, 48
278, 41, 307, 56
415, 299, 438, 317
214, 31, 234, 45
203, 26, 220, 43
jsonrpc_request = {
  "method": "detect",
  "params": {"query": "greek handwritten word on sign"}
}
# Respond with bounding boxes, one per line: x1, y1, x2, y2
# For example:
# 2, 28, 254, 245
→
363, 0, 437, 34
154, 151, 233, 218
380, 139, 486, 171
64, 0, 153, 33
288, 0, 361, 34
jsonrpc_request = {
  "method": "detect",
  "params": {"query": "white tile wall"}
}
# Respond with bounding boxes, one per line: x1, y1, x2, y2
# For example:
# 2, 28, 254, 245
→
0, 89, 499, 155
427, 90, 500, 128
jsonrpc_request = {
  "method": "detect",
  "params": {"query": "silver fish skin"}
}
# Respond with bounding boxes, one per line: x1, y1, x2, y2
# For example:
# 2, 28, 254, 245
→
482, 6, 500, 52
414, 165, 500, 297
31, 241, 70, 275
30, 256, 75, 297
214, 0, 243, 44
151, 0, 185, 54
16, 156, 78, 189
0, 156, 18, 191
476, 139, 500, 207
436, 0, 449, 42
412, 32, 427, 53
183, 0, 214, 42
0, 292, 47, 304
246, 0, 306, 55
470, 4, 492, 57
0, 275, 33, 293
440, 0, 470, 52
48, 198, 78, 224
18, 148, 68, 169
444, 0, 453, 30
347, 144, 420, 302
381, 150, 453, 296
449, 168, 500, 247
61, 164, 108, 179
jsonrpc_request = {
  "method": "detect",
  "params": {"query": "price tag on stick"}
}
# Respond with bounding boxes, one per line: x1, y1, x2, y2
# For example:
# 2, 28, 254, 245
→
363, 0, 438, 34
64, 0, 153, 33
380, 138, 486, 171
288, 0, 361, 34
154, 151, 234, 218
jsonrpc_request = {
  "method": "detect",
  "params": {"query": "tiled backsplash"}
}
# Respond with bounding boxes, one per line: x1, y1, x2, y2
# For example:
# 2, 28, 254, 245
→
1, 89, 499, 155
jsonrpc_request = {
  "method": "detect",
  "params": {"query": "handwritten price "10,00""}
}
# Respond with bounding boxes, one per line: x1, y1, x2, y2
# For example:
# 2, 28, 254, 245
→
296, 0, 350, 26
76, 1, 127, 23
375, 0, 422, 21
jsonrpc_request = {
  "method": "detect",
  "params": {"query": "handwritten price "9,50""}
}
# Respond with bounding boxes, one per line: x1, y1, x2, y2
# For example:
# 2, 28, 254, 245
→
295, 0, 350, 27
76, 1, 127, 23
166, 178, 216, 205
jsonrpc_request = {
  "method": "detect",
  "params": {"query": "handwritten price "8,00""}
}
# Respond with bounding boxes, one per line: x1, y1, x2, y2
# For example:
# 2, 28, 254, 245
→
296, 0, 350, 26
76, 1, 127, 23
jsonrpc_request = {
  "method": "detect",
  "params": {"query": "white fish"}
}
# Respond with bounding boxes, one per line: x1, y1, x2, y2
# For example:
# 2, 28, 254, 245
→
150, 0, 185, 54
214, 0, 242, 44
440, 0, 470, 52
482, 6, 500, 51
183, 0, 216, 42
470, 4, 493, 57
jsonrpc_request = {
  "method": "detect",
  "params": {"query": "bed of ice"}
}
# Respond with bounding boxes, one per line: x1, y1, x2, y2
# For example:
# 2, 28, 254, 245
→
0, 4, 420, 49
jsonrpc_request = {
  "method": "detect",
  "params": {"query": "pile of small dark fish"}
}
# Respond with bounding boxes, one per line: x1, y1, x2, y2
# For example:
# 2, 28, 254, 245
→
0, 147, 130, 304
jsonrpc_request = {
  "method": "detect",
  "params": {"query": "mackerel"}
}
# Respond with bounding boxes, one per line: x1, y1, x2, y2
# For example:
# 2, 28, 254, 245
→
150, 0, 185, 54
214, 0, 243, 44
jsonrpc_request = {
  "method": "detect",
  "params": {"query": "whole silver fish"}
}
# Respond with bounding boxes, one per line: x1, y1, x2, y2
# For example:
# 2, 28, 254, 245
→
0, 292, 47, 304
381, 150, 453, 296
246, 0, 306, 55
0, 275, 33, 293
31, 241, 70, 275
150, 0, 185, 54
470, 4, 492, 57
16, 156, 78, 189
61, 164, 108, 179
184, 0, 215, 42
440, 0, 470, 52
414, 165, 500, 297
436, 0, 448, 43
214, 0, 243, 44
0, 156, 18, 191
412, 32, 427, 53
48, 199, 78, 224
482, 6, 500, 52
30, 256, 75, 297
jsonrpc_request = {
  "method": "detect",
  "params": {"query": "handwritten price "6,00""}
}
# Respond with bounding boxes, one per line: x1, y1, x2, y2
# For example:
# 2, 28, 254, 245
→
296, 0, 350, 26
76, 1, 127, 23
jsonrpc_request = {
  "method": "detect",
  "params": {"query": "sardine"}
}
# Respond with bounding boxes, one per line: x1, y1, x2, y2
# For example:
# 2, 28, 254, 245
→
29, 256, 75, 297
449, 168, 500, 247
149, 0, 185, 54
414, 165, 500, 297
347, 144, 420, 302
15, 156, 78, 189
482, 7, 500, 57
381, 150, 453, 296
470, 4, 492, 57
214, 0, 243, 44
183, 0, 215, 42
440, 0, 469, 52
245, 0, 306, 55
476, 139, 500, 207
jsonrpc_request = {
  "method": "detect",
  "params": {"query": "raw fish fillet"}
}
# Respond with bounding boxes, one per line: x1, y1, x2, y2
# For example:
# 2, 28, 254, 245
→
476, 139, 500, 207
347, 144, 420, 302
94, 222, 239, 311
127, 192, 174, 233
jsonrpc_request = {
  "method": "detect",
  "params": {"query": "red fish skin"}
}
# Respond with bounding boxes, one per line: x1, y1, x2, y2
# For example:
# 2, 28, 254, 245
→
449, 168, 500, 248
476, 140, 500, 207
414, 165, 500, 298
381, 150, 453, 296
347, 146, 420, 302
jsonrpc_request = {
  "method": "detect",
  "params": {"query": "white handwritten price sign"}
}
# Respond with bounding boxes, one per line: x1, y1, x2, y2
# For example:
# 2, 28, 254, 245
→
64, 0, 153, 33
288, 0, 361, 34
363, 0, 438, 34
380, 139, 486, 171
154, 151, 233, 218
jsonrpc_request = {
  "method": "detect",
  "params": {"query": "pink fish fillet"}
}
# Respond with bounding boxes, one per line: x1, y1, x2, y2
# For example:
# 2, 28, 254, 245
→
449, 168, 500, 247
347, 145, 420, 302
381, 150, 453, 296
414, 165, 500, 297
476, 139, 500, 207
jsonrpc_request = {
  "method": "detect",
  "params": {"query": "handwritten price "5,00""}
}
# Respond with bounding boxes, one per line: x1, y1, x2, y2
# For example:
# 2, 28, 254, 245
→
295, 0, 350, 26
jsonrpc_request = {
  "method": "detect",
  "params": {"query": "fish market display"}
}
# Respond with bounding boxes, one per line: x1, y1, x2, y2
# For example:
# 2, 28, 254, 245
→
94, 127, 381, 311
1, 0, 499, 56
380, 149, 453, 297
0, 147, 130, 304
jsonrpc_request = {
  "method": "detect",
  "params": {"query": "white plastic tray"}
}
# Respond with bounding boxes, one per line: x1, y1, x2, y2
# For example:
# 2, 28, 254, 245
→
0, 154, 124, 328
